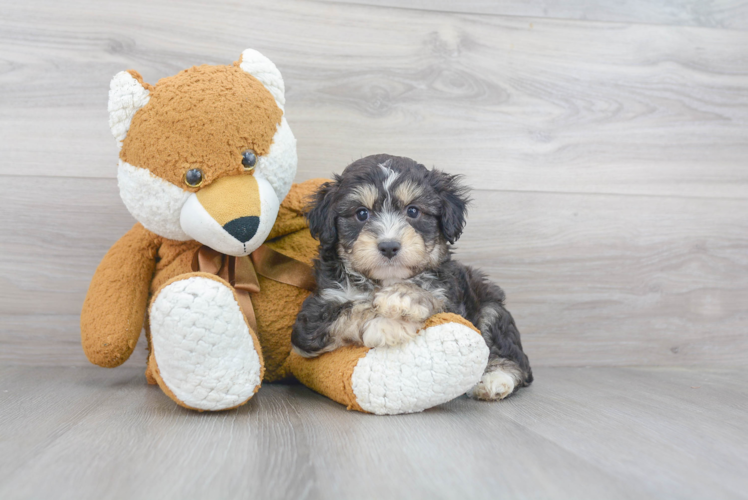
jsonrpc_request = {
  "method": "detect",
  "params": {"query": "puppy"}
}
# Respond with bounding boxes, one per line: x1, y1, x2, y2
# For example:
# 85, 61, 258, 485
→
291, 154, 532, 400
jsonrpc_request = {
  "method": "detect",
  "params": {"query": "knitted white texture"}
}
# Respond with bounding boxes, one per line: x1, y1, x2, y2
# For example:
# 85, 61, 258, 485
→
108, 71, 150, 148
150, 277, 262, 411
351, 322, 489, 415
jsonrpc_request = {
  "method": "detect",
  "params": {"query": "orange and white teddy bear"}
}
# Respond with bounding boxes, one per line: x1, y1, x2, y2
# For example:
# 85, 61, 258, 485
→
81, 49, 489, 414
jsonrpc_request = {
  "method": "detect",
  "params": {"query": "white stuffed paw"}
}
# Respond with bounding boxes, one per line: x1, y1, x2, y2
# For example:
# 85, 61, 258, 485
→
350, 319, 489, 415
149, 276, 263, 411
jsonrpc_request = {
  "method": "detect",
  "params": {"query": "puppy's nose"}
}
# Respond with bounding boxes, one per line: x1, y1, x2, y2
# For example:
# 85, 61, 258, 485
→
378, 240, 401, 259
223, 216, 260, 243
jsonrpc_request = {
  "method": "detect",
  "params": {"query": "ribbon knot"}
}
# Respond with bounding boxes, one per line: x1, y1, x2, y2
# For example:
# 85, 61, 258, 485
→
192, 244, 315, 333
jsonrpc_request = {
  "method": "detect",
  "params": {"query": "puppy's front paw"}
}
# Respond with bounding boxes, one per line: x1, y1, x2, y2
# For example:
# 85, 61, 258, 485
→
372, 286, 432, 322
467, 369, 516, 401
361, 316, 421, 348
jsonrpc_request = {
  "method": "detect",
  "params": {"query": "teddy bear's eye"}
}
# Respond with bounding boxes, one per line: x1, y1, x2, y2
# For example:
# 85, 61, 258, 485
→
184, 168, 204, 188
242, 150, 257, 171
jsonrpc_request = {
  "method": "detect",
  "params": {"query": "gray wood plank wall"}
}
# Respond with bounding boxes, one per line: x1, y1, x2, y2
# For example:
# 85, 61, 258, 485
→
1, 0, 747, 367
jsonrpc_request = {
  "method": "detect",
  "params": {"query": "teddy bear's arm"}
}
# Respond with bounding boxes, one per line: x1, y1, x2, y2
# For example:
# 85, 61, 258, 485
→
288, 313, 489, 414
81, 223, 160, 368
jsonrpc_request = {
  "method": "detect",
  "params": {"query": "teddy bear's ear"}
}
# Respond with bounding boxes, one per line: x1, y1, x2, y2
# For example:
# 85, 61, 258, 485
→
108, 70, 151, 147
238, 49, 286, 108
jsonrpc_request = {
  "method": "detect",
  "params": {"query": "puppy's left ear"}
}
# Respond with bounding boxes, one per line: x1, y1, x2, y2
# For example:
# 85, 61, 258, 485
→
428, 169, 470, 244
305, 177, 341, 249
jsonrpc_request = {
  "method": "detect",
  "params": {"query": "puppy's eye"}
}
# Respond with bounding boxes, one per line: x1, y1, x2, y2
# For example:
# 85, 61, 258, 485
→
184, 168, 204, 188
241, 150, 257, 171
355, 208, 369, 222
406, 206, 420, 219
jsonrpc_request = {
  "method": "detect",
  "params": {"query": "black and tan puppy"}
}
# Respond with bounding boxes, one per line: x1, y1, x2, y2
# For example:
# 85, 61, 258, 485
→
292, 154, 532, 400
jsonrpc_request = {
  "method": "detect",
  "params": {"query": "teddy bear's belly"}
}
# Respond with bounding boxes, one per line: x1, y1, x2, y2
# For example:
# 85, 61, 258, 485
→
252, 277, 311, 381
150, 240, 202, 295
252, 228, 318, 381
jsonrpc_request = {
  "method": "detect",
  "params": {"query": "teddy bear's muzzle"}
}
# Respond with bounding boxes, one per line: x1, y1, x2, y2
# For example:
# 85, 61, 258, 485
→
179, 173, 280, 256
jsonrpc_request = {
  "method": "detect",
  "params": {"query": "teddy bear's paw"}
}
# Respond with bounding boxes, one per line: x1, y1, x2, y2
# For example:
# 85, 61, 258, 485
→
350, 320, 489, 415
150, 276, 263, 411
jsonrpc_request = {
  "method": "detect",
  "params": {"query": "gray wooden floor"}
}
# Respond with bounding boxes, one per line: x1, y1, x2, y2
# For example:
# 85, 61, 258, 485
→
1, 366, 746, 500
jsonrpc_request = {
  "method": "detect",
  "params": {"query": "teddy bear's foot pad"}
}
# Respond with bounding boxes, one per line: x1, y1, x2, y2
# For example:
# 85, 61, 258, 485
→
150, 276, 262, 411
351, 320, 489, 415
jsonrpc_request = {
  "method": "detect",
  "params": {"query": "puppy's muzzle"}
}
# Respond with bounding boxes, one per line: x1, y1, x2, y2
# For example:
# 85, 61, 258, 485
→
378, 240, 401, 259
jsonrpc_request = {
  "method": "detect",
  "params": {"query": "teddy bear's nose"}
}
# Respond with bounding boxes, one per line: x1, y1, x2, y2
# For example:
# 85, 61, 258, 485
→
223, 216, 260, 243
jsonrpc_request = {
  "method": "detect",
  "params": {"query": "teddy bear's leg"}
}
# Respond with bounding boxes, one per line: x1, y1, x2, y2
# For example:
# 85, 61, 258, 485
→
148, 272, 265, 411
289, 313, 489, 415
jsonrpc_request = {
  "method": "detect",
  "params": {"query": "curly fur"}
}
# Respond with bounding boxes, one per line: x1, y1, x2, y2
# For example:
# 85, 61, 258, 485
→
292, 154, 533, 399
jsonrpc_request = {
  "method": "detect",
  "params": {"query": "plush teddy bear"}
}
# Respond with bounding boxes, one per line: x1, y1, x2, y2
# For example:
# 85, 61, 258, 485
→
80, 49, 489, 414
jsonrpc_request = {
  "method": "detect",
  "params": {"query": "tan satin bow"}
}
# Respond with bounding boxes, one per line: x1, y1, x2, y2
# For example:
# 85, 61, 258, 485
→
191, 245, 315, 333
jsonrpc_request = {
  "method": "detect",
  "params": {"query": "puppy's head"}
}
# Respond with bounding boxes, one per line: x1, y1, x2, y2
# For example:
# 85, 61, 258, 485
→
307, 154, 469, 281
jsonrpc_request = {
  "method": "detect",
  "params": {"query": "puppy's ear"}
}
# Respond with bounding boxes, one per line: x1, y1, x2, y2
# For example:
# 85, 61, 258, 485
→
428, 169, 470, 244
306, 177, 340, 248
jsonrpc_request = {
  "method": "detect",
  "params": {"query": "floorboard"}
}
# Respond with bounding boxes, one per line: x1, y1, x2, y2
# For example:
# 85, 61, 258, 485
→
0, 366, 745, 500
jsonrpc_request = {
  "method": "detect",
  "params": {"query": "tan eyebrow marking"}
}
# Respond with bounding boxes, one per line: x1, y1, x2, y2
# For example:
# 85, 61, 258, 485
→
394, 180, 424, 206
348, 183, 379, 208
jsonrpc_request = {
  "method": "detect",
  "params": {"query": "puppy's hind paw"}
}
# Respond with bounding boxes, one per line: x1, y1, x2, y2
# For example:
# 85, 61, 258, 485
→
468, 369, 516, 401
